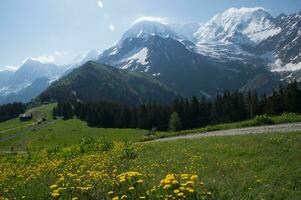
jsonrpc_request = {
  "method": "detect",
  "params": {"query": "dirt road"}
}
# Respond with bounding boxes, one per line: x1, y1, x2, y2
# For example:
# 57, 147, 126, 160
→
149, 122, 301, 142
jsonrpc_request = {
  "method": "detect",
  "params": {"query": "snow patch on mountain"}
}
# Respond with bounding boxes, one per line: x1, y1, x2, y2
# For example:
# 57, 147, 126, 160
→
152, 72, 161, 76
270, 59, 301, 72
120, 47, 149, 69
128, 47, 149, 65
109, 47, 119, 56
196, 42, 256, 61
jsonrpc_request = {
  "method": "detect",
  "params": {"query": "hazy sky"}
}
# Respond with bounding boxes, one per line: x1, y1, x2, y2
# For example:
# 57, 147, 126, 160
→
0, 0, 300, 70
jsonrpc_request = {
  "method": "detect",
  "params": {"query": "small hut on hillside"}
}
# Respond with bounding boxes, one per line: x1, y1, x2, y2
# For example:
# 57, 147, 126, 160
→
19, 114, 33, 121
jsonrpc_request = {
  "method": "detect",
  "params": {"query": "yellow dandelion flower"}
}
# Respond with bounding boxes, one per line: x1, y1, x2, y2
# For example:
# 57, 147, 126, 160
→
163, 184, 171, 190
188, 188, 194, 193
191, 175, 198, 181
128, 186, 135, 191
173, 189, 180, 194
181, 174, 188, 179
51, 191, 60, 198
186, 180, 194, 186
177, 192, 184, 197
206, 191, 212, 196
50, 184, 58, 189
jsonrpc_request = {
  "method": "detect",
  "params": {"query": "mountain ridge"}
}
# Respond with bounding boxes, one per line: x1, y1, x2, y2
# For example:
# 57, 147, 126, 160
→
39, 61, 179, 105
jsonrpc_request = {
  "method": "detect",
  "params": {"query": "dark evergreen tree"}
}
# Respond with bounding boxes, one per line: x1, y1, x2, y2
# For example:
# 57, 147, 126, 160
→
52, 82, 301, 131
0, 102, 26, 122
168, 112, 182, 132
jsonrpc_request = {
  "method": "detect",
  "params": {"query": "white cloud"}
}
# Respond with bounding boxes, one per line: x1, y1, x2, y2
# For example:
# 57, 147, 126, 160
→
0, 65, 18, 72
109, 24, 115, 31
24, 56, 55, 64
24, 51, 69, 64
133, 16, 168, 25
97, 0, 103, 8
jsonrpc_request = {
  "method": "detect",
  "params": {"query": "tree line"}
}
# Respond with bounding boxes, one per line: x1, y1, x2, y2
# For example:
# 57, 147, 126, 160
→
53, 81, 301, 131
0, 102, 26, 122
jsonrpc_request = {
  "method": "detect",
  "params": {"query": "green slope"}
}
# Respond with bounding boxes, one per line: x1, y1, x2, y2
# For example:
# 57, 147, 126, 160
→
0, 104, 147, 151
39, 62, 178, 105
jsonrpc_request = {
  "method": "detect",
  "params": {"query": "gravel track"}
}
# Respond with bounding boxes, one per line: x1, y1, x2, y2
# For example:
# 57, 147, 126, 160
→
148, 122, 301, 142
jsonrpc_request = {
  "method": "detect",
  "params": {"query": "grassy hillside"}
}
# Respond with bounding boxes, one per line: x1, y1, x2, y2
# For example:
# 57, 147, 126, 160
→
0, 132, 300, 199
39, 62, 178, 105
0, 104, 147, 151
0, 118, 147, 151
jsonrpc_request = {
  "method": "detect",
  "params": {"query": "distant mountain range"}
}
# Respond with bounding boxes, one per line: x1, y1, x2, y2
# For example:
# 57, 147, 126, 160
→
0, 7, 300, 105
0, 49, 101, 104
97, 7, 299, 97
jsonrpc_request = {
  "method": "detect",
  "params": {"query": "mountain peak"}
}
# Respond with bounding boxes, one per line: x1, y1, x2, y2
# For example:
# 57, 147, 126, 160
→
195, 7, 278, 44
23, 57, 55, 66
121, 20, 178, 42
132, 16, 168, 25
59, 49, 101, 78
223, 7, 267, 14
72, 49, 100, 64
23, 58, 43, 66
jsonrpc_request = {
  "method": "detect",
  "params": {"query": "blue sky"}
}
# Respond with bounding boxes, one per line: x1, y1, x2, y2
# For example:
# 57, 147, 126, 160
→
0, 0, 300, 70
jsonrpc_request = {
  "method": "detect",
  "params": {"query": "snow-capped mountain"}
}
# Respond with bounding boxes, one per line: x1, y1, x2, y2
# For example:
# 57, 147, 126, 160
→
0, 58, 66, 104
7, 58, 64, 89
62, 49, 101, 76
258, 11, 301, 73
193, 7, 301, 82
97, 17, 281, 97
120, 20, 180, 42
0, 77, 50, 105
97, 19, 198, 73
195, 7, 280, 45
0, 50, 100, 104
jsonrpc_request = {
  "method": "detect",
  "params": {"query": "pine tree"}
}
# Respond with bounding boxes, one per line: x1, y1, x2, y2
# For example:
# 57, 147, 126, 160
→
168, 112, 182, 132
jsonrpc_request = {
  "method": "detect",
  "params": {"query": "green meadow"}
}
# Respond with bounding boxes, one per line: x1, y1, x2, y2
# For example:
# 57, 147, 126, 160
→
0, 104, 300, 199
